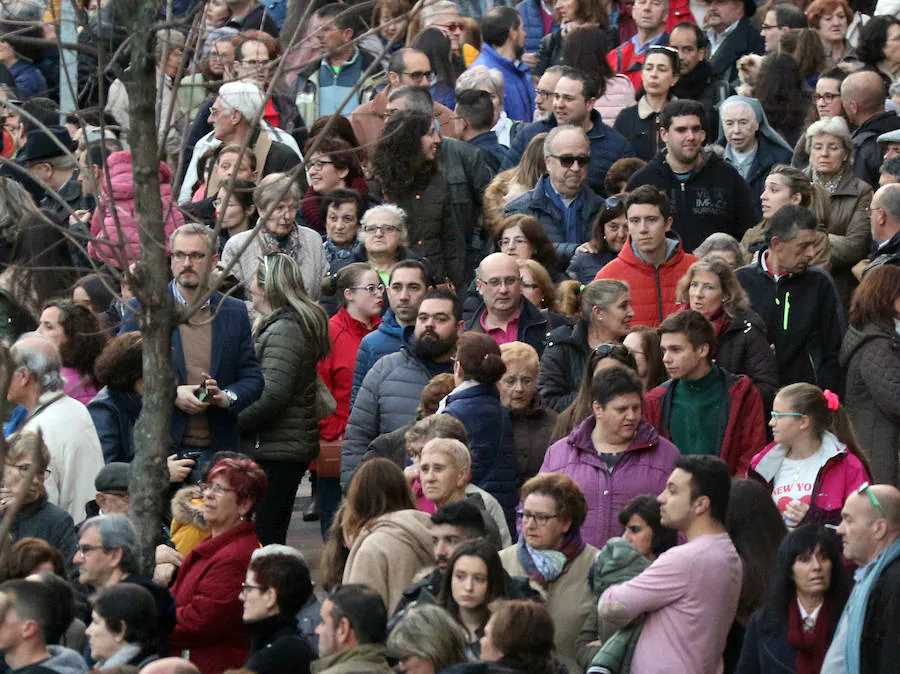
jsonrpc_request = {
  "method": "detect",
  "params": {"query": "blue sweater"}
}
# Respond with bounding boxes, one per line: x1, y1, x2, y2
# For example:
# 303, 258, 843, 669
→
517, 0, 558, 53
470, 44, 535, 123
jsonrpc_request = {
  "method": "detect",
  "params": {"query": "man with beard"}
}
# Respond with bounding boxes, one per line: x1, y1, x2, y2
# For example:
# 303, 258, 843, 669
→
120, 224, 263, 468
469, 6, 535, 122
463, 253, 549, 356
340, 290, 464, 488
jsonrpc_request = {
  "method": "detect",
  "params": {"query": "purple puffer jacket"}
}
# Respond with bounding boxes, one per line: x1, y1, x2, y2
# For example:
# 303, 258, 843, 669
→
540, 416, 680, 549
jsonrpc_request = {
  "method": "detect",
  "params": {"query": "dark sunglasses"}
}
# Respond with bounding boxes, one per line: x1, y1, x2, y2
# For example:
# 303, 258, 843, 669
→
604, 196, 624, 209
551, 153, 591, 169
593, 342, 629, 358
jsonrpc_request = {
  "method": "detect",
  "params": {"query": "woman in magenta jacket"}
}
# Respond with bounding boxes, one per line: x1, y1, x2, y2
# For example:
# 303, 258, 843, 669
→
539, 365, 680, 549
169, 459, 268, 674
748, 383, 871, 529
316, 263, 383, 537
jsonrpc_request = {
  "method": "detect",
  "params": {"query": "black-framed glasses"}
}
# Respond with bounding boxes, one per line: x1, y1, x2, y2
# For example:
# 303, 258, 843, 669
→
813, 92, 840, 103
402, 70, 433, 81
535, 88, 555, 98
516, 511, 559, 525
550, 153, 590, 169
240, 582, 265, 595
361, 224, 399, 235
172, 251, 208, 262
76, 544, 106, 556
479, 275, 520, 288
307, 159, 335, 171
593, 343, 629, 358
857, 482, 887, 516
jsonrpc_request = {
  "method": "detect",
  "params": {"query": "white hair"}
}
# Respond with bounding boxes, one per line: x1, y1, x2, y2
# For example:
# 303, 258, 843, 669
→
251, 544, 306, 561
360, 203, 409, 243
805, 116, 853, 158
421, 0, 458, 26
218, 81, 265, 125
455, 65, 505, 98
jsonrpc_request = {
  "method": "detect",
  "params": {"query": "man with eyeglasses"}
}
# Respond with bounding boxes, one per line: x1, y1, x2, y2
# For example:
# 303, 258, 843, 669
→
352, 259, 431, 405
502, 67, 635, 196
865, 183, 900, 274
120, 224, 263, 466
349, 48, 459, 152
506, 125, 604, 261
821, 483, 900, 674
532, 66, 564, 123
341, 289, 463, 488
464, 253, 549, 357
644, 310, 765, 476
759, 4, 806, 53
74, 514, 176, 643
607, 0, 670, 90
841, 70, 900, 189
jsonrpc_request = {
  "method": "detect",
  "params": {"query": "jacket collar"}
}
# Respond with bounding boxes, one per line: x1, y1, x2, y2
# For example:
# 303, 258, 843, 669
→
567, 415, 661, 456
311, 644, 389, 674
752, 431, 846, 482
190, 520, 256, 559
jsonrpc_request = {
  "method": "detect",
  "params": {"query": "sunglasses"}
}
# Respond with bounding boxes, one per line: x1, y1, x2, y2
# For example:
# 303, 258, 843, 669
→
551, 153, 591, 169
593, 343, 629, 358
856, 482, 886, 516
604, 196, 623, 209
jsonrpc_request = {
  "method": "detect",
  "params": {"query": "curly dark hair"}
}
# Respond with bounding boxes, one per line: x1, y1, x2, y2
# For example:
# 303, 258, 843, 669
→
856, 15, 900, 67
94, 332, 143, 391
43, 299, 107, 381
755, 53, 811, 146
373, 111, 437, 198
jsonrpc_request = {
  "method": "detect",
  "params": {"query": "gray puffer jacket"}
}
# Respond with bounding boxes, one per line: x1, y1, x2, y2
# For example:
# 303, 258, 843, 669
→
839, 322, 900, 486
238, 308, 322, 463
341, 346, 452, 487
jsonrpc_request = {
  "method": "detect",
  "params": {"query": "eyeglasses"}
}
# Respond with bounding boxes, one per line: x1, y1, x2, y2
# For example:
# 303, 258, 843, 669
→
813, 92, 840, 103
361, 224, 399, 235
856, 482, 887, 516
604, 196, 623, 209
201, 482, 236, 496
172, 251, 208, 262
516, 510, 558, 525
307, 159, 335, 171
594, 343, 629, 358
550, 153, 591, 169
479, 276, 520, 288
239, 59, 270, 67
76, 544, 106, 556
499, 236, 529, 249
770, 412, 805, 420
240, 582, 265, 595
535, 88, 555, 98
438, 21, 465, 32
351, 283, 385, 295
759, 23, 784, 31
521, 282, 539, 290
402, 70, 433, 81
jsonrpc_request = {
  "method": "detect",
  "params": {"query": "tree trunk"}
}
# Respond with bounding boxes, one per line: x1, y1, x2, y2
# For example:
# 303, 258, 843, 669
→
119, 0, 177, 574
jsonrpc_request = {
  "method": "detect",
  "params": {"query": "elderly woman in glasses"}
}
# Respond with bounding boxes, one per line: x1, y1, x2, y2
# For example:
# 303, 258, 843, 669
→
3, 431, 77, 578
356, 204, 420, 285
221, 173, 326, 315
499, 473, 598, 674
541, 366, 679, 550
169, 458, 269, 674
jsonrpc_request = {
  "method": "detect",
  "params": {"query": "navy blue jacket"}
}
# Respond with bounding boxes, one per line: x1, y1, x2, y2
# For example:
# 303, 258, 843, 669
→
471, 44, 536, 123
505, 175, 604, 261
351, 309, 406, 406
443, 384, 517, 532
517, 0, 558, 53
468, 131, 506, 172
501, 109, 635, 196
120, 284, 264, 450
718, 135, 793, 212
87, 387, 142, 463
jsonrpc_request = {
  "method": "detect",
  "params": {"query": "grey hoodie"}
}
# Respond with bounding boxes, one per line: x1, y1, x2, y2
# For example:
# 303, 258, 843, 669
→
41, 646, 88, 674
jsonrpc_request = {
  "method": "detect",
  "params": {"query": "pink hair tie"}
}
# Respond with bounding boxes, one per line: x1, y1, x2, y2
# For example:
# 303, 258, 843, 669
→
823, 389, 840, 411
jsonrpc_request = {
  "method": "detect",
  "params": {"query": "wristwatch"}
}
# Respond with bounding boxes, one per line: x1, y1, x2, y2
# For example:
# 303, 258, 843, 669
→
224, 389, 238, 408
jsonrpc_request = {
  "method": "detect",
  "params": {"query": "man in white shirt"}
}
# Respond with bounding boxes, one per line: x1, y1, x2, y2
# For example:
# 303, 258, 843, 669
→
8, 334, 104, 522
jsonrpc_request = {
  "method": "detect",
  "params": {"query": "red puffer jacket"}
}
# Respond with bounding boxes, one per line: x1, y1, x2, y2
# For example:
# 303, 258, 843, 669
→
169, 520, 259, 674
594, 236, 697, 327
89, 150, 184, 269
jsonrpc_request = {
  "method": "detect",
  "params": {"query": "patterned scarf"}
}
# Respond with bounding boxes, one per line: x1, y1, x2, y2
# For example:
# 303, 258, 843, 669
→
517, 529, 586, 587
324, 238, 360, 266
260, 226, 303, 260
788, 597, 831, 674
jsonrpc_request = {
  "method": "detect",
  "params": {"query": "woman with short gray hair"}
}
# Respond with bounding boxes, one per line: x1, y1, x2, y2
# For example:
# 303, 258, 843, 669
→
455, 65, 512, 146
805, 116, 873, 306
387, 605, 469, 674
221, 173, 326, 312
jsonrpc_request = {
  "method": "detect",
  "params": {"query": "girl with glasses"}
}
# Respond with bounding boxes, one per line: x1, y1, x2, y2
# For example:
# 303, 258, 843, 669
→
748, 383, 871, 530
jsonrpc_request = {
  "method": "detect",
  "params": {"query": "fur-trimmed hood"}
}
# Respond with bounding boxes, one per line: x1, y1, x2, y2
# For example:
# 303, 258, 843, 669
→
171, 484, 207, 529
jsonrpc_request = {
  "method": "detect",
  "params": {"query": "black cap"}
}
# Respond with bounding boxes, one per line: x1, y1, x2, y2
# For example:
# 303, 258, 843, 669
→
94, 462, 131, 493
17, 126, 75, 164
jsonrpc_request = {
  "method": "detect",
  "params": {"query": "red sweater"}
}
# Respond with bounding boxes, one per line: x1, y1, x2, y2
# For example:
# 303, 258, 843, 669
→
318, 306, 381, 441
594, 237, 697, 327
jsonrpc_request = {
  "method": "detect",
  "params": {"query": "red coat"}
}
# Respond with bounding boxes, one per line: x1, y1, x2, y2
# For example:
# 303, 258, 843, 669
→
643, 369, 766, 476
169, 521, 259, 674
317, 306, 381, 441
594, 236, 697, 327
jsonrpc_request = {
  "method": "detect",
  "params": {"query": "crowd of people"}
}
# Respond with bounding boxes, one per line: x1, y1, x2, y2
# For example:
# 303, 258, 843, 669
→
0, 1, 898, 674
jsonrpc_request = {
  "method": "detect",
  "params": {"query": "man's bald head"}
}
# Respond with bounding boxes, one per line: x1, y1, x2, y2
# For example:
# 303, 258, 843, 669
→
842, 71, 887, 122
9, 333, 63, 397
871, 183, 900, 242
478, 252, 519, 280
870, 484, 900, 530
477, 252, 522, 317
140, 658, 201, 674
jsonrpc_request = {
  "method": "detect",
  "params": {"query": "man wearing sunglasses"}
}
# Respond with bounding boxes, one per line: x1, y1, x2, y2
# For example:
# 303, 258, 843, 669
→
506, 126, 604, 261
821, 483, 900, 674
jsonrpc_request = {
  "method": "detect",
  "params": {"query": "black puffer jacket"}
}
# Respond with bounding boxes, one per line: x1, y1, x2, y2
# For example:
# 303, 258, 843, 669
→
538, 321, 591, 413
238, 308, 321, 463
839, 322, 900, 486
715, 309, 779, 410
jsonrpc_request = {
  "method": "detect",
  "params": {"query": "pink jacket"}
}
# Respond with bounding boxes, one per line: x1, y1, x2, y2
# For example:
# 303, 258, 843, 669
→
748, 431, 871, 527
594, 74, 636, 127
89, 151, 184, 269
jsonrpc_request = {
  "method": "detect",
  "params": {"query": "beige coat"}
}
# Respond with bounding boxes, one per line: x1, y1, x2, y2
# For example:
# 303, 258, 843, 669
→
342, 509, 433, 614
500, 542, 599, 674
823, 171, 873, 309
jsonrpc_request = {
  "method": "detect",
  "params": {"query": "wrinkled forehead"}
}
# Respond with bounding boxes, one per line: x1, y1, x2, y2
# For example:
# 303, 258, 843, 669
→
720, 101, 757, 123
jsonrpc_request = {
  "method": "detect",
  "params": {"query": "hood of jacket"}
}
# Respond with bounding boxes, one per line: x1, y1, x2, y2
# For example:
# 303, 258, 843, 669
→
751, 430, 847, 482
618, 232, 684, 270
44, 646, 88, 674
332, 305, 382, 341
102, 151, 174, 200
545, 320, 589, 351
839, 322, 897, 368
171, 484, 207, 529
671, 60, 715, 99
357, 509, 433, 559
377, 309, 403, 338
854, 111, 900, 140
645, 146, 723, 184
567, 415, 662, 455
588, 536, 650, 596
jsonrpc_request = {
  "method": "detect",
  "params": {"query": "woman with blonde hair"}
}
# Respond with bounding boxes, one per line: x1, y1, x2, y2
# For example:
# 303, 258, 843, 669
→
483, 133, 547, 227
675, 256, 779, 408
387, 605, 468, 674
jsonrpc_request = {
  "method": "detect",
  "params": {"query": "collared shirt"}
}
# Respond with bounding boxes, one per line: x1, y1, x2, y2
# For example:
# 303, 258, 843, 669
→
798, 600, 823, 632
761, 250, 785, 281
708, 19, 741, 56
480, 304, 522, 345
172, 282, 212, 311
725, 142, 758, 180
630, 29, 667, 55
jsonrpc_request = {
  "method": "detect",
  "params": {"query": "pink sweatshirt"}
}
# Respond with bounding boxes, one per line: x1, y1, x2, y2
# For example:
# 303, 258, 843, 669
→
598, 532, 742, 674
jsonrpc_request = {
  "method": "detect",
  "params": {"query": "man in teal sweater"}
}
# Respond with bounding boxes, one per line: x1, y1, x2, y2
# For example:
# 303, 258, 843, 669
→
642, 310, 767, 475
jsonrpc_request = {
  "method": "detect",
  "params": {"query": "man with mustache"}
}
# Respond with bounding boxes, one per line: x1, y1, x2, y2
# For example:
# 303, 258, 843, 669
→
340, 289, 463, 488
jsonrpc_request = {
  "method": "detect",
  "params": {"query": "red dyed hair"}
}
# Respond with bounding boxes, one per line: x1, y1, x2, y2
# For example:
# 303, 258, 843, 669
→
206, 458, 269, 514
